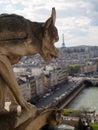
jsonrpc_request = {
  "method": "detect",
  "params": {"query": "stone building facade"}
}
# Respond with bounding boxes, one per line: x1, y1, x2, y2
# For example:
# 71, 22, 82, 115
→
14, 66, 68, 101
80, 62, 97, 75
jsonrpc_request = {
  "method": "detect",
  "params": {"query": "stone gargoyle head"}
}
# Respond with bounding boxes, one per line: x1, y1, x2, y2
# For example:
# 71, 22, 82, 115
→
40, 7, 59, 62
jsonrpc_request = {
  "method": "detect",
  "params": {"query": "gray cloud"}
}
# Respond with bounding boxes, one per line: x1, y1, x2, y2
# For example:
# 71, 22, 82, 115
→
0, 0, 98, 47
57, 8, 88, 18
81, 0, 98, 26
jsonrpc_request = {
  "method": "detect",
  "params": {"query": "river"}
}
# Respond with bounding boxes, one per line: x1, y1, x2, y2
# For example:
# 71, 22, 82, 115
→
58, 86, 98, 130
66, 86, 98, 111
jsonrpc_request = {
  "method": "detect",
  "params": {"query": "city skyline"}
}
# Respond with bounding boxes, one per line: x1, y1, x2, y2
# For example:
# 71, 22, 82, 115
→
0, 0, 98, 47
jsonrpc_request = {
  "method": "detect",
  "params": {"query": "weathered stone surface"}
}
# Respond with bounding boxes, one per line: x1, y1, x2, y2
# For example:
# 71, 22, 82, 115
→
0, 104, 63, 130
0, 14, 28, 40
14, 108, 63, 130
0, 7, 59, 130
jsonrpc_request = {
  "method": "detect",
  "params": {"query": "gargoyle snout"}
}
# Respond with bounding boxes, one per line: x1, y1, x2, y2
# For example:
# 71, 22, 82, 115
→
55, 48, 59, 58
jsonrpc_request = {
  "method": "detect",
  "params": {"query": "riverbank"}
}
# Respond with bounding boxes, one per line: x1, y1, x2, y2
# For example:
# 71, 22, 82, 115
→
35, 79, 85, 108
58, 83, 85, 108
67, 86, 98, 111
35, 81, 75, 108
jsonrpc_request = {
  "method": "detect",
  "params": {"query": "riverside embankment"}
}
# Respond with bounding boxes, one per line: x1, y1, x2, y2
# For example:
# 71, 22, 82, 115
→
56, 77, 98, 108
67, 86, 98, 110
36, 79, 85, 108
36, 77, 98, 109
57, 77, 98, 108
57, 82, 85, 108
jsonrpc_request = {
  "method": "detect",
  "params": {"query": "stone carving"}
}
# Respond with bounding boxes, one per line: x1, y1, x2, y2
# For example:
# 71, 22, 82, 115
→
0, 107, 63, 130
15, 108, 63, 130
0, 8, 60, 129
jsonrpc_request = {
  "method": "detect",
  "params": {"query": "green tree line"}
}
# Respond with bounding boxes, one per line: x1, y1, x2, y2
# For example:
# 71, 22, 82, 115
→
67, 64, 80, 75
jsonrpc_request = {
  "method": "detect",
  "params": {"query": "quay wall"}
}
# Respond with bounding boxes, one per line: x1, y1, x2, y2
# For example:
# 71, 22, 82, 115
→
57, 81, 85, 108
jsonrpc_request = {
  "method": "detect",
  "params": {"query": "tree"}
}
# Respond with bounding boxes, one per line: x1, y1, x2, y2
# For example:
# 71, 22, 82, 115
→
67, 64, 80, 75
74, 118, 84, 130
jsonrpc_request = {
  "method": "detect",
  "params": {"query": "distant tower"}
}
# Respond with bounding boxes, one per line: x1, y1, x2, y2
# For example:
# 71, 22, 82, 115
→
62, 33, 65, 47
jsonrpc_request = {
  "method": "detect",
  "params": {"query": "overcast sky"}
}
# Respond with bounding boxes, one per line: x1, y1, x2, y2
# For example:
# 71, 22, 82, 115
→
0, 0, 98, 47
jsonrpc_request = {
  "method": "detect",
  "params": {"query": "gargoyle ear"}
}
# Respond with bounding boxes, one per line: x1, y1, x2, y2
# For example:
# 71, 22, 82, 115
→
51, 7, 56, 25
44, 17, 52, 29
44, 7, 56, 29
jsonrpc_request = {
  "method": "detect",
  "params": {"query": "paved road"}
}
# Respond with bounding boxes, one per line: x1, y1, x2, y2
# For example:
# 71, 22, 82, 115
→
35, 81, 75, 108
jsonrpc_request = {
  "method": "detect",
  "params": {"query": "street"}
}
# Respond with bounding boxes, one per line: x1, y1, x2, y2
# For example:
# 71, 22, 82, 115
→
35, 81, 75, 108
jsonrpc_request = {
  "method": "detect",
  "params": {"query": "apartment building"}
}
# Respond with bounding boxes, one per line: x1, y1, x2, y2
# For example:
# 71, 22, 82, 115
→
13, 64, 68, 101
29, 76, 36, 99
43, 71, 51, 92
56, 67, 68, 84
35, 74, 44, 96
17, 77, 31, 101
80, 62, 97, 74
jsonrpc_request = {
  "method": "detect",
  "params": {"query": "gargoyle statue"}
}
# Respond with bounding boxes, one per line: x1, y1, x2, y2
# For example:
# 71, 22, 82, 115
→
0, 7, 59, 126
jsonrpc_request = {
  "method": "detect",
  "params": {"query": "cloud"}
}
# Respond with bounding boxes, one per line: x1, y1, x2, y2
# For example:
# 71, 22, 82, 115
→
0, 0, 98, 47
67, 26, 98, 46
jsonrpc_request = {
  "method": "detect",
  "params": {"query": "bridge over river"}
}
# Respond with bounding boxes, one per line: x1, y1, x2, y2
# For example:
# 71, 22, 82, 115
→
72, 77, 98, 86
